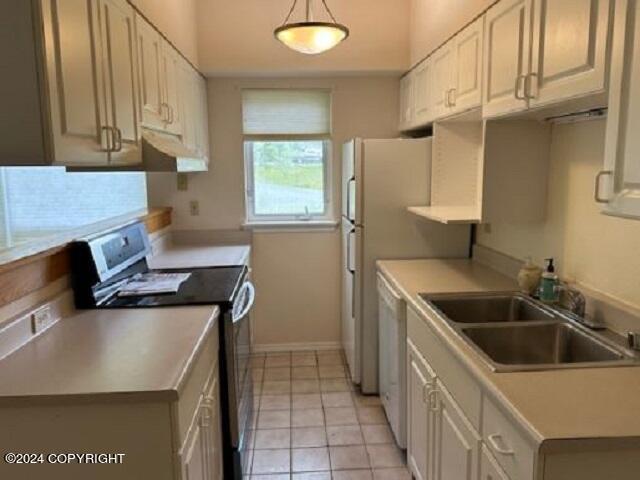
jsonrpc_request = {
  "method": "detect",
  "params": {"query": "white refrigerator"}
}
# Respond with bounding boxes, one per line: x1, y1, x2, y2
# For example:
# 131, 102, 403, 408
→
341, 138, 470, 393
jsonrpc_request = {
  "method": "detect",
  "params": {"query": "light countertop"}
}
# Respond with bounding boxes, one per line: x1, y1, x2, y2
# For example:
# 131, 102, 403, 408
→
377, 259, 640, 445
149, 244, 251, 269
0, 306, 218, 406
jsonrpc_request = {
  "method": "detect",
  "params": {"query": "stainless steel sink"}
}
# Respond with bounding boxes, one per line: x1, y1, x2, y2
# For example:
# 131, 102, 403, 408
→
422, 292, 555, 324
418, 291, 639, 372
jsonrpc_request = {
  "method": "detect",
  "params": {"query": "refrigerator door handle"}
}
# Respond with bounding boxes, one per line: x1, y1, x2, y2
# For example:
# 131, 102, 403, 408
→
347, 227, 356, 274
346, 177, 355, 222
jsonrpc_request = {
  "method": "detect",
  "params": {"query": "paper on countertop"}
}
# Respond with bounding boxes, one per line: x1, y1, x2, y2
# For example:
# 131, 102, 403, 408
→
117, 272, 192, 297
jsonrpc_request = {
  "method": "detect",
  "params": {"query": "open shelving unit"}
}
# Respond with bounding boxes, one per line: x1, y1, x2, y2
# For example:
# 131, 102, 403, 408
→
408, 117, 551, 225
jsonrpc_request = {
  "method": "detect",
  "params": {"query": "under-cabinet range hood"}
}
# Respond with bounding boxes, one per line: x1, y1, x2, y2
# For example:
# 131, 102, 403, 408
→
141, 129, 207, 172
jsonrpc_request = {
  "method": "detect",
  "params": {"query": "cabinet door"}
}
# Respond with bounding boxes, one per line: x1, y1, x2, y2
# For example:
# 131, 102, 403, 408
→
451, 16, 484, 114
483, 0, 532, 118
196, 75, 210, 164
41, 0, 109, 166
204, 375, 223, 480
433, 380, 480, 480
407, 340, 435, 480
601, 0, 640, 218
99, 0, 141, 165
480, 446, 511, 480
413, 58, 434, 126
136, 15, 164, 130
179, 62, 197, 153
431, 41, 455, 119
399, 73, 414, 131
529, 0, 611, 107
181, 406, 209, 480
161, 43, 183, 135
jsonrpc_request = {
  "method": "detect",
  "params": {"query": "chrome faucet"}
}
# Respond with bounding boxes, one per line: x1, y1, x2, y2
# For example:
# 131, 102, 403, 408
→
556, 283, 586, 317
552, 284, 605, 330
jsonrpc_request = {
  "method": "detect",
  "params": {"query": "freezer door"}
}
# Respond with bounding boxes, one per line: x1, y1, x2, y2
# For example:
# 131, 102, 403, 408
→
342, 139, 361, 224
341, 219, 360, 384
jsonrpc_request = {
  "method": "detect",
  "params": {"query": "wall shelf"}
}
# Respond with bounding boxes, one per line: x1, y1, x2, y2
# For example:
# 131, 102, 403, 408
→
407, 206, 481, 224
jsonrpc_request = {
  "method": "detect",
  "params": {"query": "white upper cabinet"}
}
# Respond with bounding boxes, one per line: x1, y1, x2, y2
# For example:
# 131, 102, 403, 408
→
413, 58, 434, 126
528, 0, 611, 108
136, 14, 165, 131
161, 43, 183, 135
99, 0, 141, 166
483, 0, 611, 118
41, 0, 110, 166
600, 0, 640, 219
482, 0, 532, 118
451, 16, 485, 114
399, 73, 415, 131
431, 41, 455, 119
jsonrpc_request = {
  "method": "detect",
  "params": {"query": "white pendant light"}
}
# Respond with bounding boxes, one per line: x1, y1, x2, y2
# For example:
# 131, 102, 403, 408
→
275, 0, 349, 55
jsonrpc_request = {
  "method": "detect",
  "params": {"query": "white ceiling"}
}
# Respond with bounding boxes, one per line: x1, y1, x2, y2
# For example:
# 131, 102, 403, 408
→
195, 0, 411, 76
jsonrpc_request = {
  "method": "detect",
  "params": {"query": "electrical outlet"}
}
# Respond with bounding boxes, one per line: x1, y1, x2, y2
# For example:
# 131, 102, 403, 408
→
189, 200, 200, 216
31, 306, 55, 334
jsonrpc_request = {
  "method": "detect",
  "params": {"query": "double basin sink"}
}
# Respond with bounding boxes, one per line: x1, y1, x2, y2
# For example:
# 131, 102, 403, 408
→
419, 292, 639, 372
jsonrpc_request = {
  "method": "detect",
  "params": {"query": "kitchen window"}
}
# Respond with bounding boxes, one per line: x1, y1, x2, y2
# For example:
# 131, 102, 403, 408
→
242, 89, 334, 226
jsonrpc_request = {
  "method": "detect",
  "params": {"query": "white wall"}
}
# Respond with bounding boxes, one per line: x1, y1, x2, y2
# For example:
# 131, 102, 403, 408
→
409, 0, 494, 66
131, 0, 199, 66
477, 119, 640, 312
147, 76, 400, 348
195, 0, 410, 76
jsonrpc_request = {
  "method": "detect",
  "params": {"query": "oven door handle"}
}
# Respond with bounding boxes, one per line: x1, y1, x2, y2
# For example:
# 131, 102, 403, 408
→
233, 281, 255, 323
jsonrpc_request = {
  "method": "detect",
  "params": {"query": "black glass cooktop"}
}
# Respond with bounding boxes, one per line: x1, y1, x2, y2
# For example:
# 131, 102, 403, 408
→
102, 266, 246, 309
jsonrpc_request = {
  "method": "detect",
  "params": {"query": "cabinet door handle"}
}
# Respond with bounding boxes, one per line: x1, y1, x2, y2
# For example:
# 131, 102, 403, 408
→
514, 75, 527, 100
422, 380, 434, 404
449, 88, 457, 107
487, 433, 515, 456
160, 102, 169, 122
525, 72, 537, 99
101, 126, 114, 152
443, 90, 450, 108
168, 105, 175, 124
594, 170, 613, 203
199, 404, 212, 428
114, 127, 123, 152
427, 387, 439, 412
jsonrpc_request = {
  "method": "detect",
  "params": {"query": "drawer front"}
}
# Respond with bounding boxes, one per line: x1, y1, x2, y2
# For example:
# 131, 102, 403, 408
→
407, 306, 482, 431
177, 324, 219, 445
483, 396, 535, 480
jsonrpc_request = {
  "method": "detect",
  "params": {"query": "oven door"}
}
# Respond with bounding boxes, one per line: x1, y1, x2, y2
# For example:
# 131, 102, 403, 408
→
225, 280, 255, 476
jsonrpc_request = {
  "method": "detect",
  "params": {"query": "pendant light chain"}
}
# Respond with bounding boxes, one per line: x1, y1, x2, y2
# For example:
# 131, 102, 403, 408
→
281, 0, 339, 25
320, 0, 339, 23
281, 0, 299, 26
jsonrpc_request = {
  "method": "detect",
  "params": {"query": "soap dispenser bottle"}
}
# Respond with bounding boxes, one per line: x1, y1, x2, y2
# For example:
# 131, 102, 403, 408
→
539, 258, 559, 303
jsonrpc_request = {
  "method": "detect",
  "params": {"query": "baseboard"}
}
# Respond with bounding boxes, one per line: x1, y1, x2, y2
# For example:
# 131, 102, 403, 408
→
252, 341, 342, 354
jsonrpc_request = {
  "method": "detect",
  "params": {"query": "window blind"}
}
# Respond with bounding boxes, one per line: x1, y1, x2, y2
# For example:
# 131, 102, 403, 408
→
242, 89, 331, 135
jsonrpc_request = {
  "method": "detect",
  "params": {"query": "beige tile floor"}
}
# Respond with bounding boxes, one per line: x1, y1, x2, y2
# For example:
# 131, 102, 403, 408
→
246, 350, 411, 480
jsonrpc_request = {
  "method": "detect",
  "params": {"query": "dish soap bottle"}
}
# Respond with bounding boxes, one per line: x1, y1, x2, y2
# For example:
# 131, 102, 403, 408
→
539, 258, 559, 303
517, 257, 542, 295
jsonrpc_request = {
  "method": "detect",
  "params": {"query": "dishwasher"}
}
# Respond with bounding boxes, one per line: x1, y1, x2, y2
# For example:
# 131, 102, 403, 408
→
377, 272, 407, 448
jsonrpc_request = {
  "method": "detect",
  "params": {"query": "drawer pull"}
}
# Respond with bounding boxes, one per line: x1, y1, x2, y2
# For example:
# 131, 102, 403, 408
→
487, 434, 515, 456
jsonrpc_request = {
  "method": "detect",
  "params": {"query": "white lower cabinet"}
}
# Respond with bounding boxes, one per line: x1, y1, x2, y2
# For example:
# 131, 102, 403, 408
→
433, 380, 481, 480
407, 339, 435, 480
181, 399, 209, 480
180, 372, 222, 480
407, 337, 480, 480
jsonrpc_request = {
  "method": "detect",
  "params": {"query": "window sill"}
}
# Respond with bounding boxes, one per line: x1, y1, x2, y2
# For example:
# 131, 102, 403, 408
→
242, 220, 339, 233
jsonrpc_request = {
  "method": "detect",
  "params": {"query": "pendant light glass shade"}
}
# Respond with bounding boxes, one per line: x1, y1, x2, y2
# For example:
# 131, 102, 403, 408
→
275, 0, 349, 55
